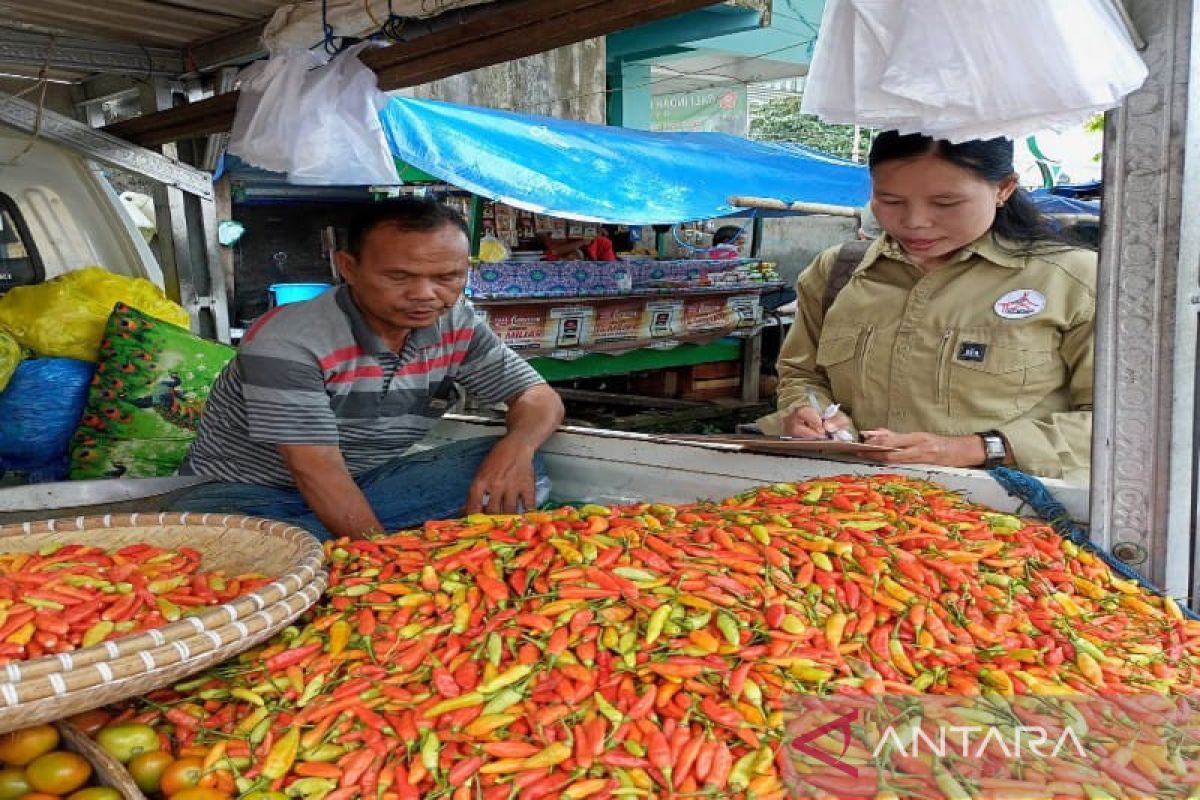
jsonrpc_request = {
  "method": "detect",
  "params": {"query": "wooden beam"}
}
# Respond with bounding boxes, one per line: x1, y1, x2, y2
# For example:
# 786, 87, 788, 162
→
104, 0, 721, 146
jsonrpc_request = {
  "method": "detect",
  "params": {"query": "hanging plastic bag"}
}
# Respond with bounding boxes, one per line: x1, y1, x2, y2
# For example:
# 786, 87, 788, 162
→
802, 0, 1147, 142
0, 267, 191, 362
287, 43, 401, 185
228, 48, 327, 174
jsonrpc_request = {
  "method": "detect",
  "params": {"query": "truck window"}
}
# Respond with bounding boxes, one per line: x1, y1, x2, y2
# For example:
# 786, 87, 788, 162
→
0, 192, 44, 294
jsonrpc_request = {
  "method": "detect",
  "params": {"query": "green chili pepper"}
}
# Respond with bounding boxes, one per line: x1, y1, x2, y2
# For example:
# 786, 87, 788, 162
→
481, 687, 524, 716
594, 693, 624, 725
716, 612, 740, 647
728, 750, 759, 790
420, 730, 440, 777
486, 632, 503, 667
298, 675, 326, 707
645, 603, 672, 646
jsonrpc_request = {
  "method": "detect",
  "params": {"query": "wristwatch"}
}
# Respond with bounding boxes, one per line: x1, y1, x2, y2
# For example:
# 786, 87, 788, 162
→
977, 430, 1007, 469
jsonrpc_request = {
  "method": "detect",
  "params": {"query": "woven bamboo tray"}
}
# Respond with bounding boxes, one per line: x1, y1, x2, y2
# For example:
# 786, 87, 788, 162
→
55, 720, 147, 800
0, 513, 325, 684
0, 577, 325, 734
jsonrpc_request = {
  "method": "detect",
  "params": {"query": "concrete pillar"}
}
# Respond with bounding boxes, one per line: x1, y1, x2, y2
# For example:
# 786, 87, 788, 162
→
1091, 0, 1195, 599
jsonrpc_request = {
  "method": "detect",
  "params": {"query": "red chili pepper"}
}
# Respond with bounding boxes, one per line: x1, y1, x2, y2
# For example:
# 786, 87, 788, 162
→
264, 642, 322, 672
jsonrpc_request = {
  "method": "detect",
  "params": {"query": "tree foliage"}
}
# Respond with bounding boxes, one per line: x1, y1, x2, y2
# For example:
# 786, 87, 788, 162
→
749, 95, 875, 160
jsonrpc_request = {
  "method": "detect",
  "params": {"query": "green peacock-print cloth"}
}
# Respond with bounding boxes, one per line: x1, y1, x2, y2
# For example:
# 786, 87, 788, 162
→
69, 303, 235, 479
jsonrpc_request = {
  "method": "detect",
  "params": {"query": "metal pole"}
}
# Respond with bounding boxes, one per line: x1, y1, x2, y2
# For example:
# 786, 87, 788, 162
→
727, 196, 860, 218
0, 89, 211, 198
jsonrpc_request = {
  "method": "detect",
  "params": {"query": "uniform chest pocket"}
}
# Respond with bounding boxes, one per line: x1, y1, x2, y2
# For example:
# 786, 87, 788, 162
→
815, 324, 872, 403
944, 330, 1061, 421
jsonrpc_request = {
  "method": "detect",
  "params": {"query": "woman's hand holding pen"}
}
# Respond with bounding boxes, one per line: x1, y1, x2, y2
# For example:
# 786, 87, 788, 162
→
782, 406, 854, 439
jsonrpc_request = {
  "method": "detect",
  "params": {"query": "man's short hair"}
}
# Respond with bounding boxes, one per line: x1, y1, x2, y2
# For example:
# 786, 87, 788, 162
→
346, 197, 469, 257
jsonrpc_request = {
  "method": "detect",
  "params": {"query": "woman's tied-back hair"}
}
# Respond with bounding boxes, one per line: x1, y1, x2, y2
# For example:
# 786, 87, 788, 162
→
346, 197, 469, 257
868, 130, 1083, 250
711, 225, 743, 246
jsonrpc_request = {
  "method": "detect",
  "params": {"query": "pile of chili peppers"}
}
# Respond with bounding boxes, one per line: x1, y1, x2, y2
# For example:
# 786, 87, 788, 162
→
110, 475, 1200, 799
0, 544, 272, 664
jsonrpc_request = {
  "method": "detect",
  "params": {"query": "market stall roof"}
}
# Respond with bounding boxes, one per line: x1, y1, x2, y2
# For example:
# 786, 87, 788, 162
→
0, 0, 289, 49
0, 0, 297, 82
378, 97, 871, 225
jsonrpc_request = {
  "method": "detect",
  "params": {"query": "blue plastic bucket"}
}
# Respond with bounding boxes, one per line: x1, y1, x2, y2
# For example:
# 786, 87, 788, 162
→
269, 282, 332, 306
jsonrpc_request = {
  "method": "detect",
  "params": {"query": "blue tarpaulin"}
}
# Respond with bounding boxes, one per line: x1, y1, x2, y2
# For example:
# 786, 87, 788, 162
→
1028, 189, 1100, 216
377, 97, 870, 225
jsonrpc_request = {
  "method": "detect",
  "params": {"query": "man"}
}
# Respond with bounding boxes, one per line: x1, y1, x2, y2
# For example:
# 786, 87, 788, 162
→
172, 198, 564, 540
539, 230, 617, 261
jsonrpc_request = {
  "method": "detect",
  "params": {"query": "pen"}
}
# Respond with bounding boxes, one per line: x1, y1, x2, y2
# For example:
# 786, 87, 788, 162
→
806, 390, 829, 439
808, 391, 856, 442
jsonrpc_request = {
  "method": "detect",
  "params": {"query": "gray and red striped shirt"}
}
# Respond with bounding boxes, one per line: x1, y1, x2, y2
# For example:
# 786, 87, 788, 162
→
182, 286, 544, 487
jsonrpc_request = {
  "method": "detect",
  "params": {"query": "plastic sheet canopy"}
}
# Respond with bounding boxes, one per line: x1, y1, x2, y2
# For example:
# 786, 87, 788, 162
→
801, 0, 1148, 143
377, 97, 870, 225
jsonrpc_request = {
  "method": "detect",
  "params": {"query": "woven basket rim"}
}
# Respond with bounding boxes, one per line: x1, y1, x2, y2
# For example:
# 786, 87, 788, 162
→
0, 576, 325, 734
55, 719, 147, 800
0, 513, 325, 684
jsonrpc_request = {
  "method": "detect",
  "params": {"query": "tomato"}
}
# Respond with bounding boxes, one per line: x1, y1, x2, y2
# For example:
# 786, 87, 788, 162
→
0, 767, 30, 800
159, 757, 204, 796
68, 789, 123, 800
25, 751, 92, 795
94, 724, 159, 764
0, 725, 59, 766
128, 750, 174, 794
65, 710, 111, 738
169, 790, 233, 800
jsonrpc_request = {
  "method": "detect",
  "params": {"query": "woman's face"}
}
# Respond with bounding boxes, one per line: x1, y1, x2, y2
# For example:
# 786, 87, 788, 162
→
870, 153, 1017, 268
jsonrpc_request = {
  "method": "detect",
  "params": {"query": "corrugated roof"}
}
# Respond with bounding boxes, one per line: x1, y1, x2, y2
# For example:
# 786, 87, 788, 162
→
0, 0, 291, 48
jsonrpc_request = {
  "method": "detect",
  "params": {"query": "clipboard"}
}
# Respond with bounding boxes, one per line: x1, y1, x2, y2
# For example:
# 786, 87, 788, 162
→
657, 434, 898, 457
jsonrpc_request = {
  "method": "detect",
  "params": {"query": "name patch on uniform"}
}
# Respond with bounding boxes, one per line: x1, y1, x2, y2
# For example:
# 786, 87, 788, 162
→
994, 289, 1046, 320
957, 342, 988, 362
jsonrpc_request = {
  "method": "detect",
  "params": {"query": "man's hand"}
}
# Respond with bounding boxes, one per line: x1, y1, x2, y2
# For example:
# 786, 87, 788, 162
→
278, 444, 382, 540
466, 436, 537, 514
860, 429, 986, 468
783, 406, 853, 439
465, 384, 563, 514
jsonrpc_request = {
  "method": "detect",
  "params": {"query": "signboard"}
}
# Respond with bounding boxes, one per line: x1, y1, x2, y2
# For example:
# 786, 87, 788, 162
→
651, 86, 749, 136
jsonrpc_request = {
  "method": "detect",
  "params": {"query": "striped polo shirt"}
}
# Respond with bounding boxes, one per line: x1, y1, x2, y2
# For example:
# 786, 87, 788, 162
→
182, 286, 544, 487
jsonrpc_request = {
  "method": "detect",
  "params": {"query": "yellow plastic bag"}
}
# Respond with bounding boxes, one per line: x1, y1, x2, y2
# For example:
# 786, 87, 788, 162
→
0, 329, 20, 393
0, 268, 190, 362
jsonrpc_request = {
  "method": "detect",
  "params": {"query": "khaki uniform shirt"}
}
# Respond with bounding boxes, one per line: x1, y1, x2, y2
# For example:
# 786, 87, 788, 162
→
762, 233, 1095, 482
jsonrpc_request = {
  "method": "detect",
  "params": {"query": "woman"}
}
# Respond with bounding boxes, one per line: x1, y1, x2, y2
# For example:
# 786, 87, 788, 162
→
765, 131, 1095, 482
540, 230, 617, 261
709, 225, 746, 259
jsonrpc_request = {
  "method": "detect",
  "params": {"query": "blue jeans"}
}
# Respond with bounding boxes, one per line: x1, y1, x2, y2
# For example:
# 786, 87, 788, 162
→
169, 436, 550, 541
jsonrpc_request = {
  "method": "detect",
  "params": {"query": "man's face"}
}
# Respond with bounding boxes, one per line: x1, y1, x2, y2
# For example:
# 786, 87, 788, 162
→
336, 222, 469, 333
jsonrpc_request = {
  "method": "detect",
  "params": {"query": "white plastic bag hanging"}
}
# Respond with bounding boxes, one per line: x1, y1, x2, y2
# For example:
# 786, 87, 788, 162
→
287, 42, 401, 186
228, 49, 327, 173
228, 44, 400, 186
802, 0, 1148, 143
